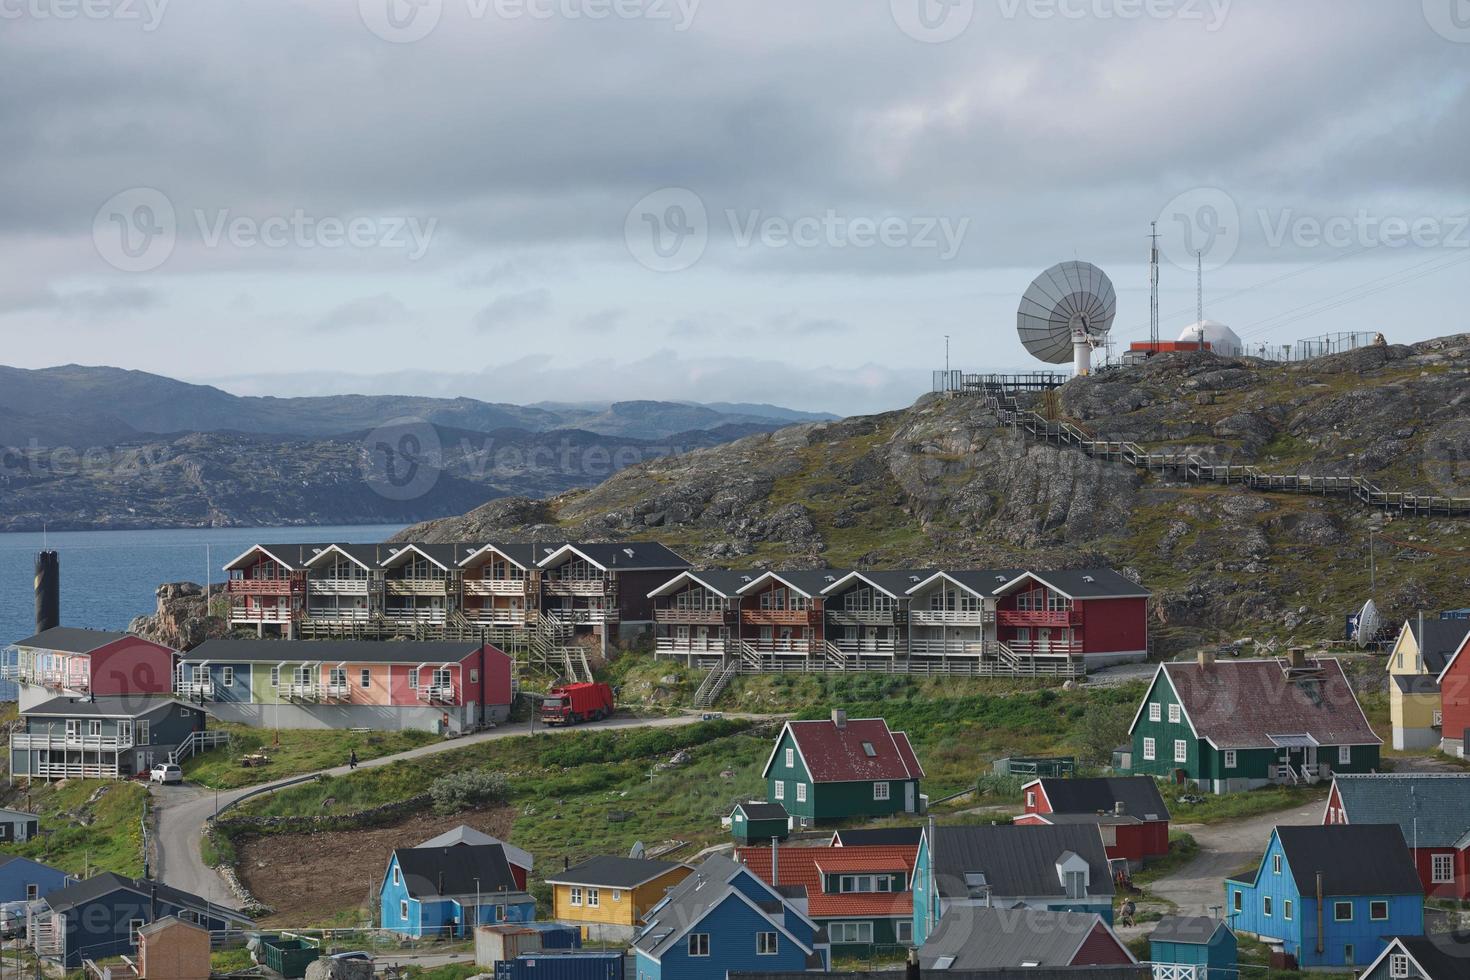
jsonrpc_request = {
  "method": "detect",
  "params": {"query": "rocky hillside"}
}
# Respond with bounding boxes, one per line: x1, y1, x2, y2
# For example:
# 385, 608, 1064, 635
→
400, 336, 1470, 649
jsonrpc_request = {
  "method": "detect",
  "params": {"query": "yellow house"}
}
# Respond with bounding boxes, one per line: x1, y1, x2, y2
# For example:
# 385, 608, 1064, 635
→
546, 856, 692, 941
1388, 616, 1470, 750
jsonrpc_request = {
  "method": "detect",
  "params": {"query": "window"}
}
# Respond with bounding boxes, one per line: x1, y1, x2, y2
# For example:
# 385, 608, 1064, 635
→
88, 720, 102, 737
785, 747, 794, 768
130, 919, 145, 944
687, 934, 710, 957
330, 668, 347, 687
587, 888, 600, 908
270, 666, 280, 687
222, 666, 234, 687
1168, 704, 1181, 724
180, 707, 191, 717
829, 922, 873, 944
1232, 890, 1242, 912
1224, 749, 1237, 769
861, 741, 877, 758
1142, 738, 1156, 761
569, 887, 582, 907
796, 782, 807, 803
66, 720, 79, 740
393, 867, 401, 886
612, 890, 621, 902
408, 670, 418, 689
1272, 854, 1282, 874
1063, 871, 1085, 899
1025, 790, 1037, 808
470, 669, 479, 683
361, 669, 372, 688
400, 900, 408, 920
896, 920, 912, 944
757, 932, 778, 955
433, 668, 452, 690
874, 782, 890, 801
1370, 900, 1389, 921
1434, 709, 1444, 727
773, 781, 785, 800
1148, 702, 1161, 722
1174, 740, 1188, 764
137, 721, 149, 744
1283, 900, 1292, 921
1334, 901, 1353, 921
1263, 896, 1272, 917
25, 884, 37, 900
1432, 853, 1455, 883
1389, 953, 1411, 978
1338, 745, 1352, 765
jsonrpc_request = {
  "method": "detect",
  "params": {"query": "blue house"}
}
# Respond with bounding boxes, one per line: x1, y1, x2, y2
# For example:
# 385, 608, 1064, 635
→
913, 823, 1116, 945
30, 873, 252, 969
1227, 824, 1424, 970
1148, 916, 1237, 979
380, 843, 535, 938
633, 854, 829, 980
0, 855, 73, 905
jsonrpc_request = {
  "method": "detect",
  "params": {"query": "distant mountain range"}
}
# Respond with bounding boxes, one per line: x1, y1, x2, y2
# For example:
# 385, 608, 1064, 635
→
0, 365, 836, 531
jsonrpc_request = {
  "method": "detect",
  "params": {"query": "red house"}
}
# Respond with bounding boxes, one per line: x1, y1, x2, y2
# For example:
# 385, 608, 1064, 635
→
991, 569, 1150, 667
1015, 776, 1171, 867
1324, 773, 1470, 899
1436, 630, 1470, 757
8, 627, 176, 709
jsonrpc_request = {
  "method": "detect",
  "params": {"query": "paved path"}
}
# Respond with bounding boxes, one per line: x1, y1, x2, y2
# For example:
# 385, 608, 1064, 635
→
151, 713, 712, 908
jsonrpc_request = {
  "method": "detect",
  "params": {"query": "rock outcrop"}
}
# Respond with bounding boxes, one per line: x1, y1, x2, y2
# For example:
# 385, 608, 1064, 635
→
127, 582, 230, 651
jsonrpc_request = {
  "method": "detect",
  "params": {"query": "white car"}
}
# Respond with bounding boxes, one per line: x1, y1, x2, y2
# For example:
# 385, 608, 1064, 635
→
150, 763, 183, 784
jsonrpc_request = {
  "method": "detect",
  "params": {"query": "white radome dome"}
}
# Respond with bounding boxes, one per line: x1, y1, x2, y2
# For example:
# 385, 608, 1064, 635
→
1177, 320, 1243, 358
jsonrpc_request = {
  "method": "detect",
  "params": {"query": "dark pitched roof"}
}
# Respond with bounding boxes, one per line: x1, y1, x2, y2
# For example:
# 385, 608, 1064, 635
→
185, 638, 486, 665
1408, 618, 1470, 674
12, 627, 134, 654
25, 696, 201, 719
649, 569, 760, 597
907, 570, 1027, 597
1377, 933, 1470, 980
393, 844, 522, 900
994, 569, 1149, 599
43, 872, 247, 922
229, 542, 340, 571
1392, 673, 1441, 696
1274, 824, 1423, 897
821, 570, 937, 598
920, 907, 1122, 969
381, 543, 482, 568
543, 542, 690, 571
545, 856, 687, 889
832, 827, 925, 847
1148, 916, 1230, 946
735, 801, 790, 821
1033, 777, 1170, 822
740, 569, 851, 597
1156, 658, 1380, 750
931, 825, 1114, 900
772, 718, 924, 782
735, 969, 1149, 980
460, 542, 569, 569
302, 543, 385, 569
1331, 774, 1470, 848
635, 855, 803, 959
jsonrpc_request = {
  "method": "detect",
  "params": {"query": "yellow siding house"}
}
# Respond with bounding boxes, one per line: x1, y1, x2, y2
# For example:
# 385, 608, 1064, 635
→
1388, 616, 1470, 750
546, 856, 692, 942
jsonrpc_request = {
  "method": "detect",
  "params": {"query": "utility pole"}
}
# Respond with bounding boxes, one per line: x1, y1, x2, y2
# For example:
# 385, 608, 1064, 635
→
1196, 249, 1204, 327
1148, 222, 1160, 349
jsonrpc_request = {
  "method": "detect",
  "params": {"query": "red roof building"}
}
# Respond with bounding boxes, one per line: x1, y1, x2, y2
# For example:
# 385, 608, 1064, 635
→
735, 843, 918, 950
1435, 631, 1470, 757
762, 712, 925, 824
991, 570, 1150, 668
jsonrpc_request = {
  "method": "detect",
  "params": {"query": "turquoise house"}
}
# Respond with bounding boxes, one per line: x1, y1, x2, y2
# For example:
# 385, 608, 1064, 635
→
1149, 916, 1237, 979
1227, 824, 1424, 970
380, 844, 535, 938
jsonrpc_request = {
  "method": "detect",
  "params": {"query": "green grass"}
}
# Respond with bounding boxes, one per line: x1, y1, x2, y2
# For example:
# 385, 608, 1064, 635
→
182, 723, 439, 789
398, 963, 482, 980
1166, 785, 1327, 825
210, 947, 256, 973
8, 780, 148, 878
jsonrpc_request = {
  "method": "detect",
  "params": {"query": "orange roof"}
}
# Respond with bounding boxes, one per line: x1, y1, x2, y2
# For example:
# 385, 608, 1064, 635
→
735, 844, 917, 918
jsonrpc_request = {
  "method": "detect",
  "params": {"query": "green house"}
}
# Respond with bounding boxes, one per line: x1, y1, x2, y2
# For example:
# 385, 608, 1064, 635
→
730, 800, 790, 844
762, 711, 924, 825
1128, 653, 1382, 794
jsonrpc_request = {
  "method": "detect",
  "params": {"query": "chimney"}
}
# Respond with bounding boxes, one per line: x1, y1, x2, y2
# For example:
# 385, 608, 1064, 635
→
831, 709, 846, 729
906, 947, 921, 979
563, 856, 569, 871
1114, 801, 1126, 816
771, 836, 779, 886
1198, 649, 1215, 669
1287, 647, 1307, 669
35, 551, 60, 634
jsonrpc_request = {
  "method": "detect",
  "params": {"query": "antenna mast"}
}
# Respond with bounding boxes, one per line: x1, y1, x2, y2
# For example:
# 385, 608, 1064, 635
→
1148, 222, 1160, 349
1196, 250, 1204, 327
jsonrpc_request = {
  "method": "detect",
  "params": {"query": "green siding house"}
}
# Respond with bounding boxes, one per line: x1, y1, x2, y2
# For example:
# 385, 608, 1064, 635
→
729, 801, 790, 845
762, 711, 924, 825
1129, 653, 1382, 794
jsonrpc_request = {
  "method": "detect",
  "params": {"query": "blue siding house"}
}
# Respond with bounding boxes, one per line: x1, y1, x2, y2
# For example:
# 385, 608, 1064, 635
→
633, 854, 828, 980
1148, 916, 1237, 979
1227, 824, 1424, 970
30, 873, 251, 969
380, 844, 535, 938
0, 855, 72, 904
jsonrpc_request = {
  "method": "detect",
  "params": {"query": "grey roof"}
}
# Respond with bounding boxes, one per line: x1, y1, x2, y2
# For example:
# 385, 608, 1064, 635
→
832, 827, 925, 847
460, 542, 569, 569
739, 569, 851, 597
415, 827, 533, 871
25, 696, 202, 720
635, 855, 800, 959
1274, 824, 1423, 896
1392, 673, 1441, 696
735, 969, 1149, 980
651, 569, 761, 597
931, 825, 1114, 900
1149, 916, 1230, 946
734, 801, 790, 821
544, 542, 691, 571
381, 542, 483, 568
1408, 618, 1470, 674
231, 542, 340, 570
1377, 934, 1470, 980
393, 844, 522, 900
996, 569, 1149, 599
184, 639, 485, 664
1033, 777, 1170, 822
908, 570, 1027, 597
546, 856, 687, 889
12, 627, 136, 653
920, 907, 1116, 969
1331, 774, 1470, 848
822, 570, 937, 597
43, 872, 247, 922
303, 543, 386, 568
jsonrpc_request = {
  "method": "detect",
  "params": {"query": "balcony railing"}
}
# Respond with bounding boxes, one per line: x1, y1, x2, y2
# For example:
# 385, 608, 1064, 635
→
827, 609, 899, 626
14, 731, 134, 750
383, 608, 448, 624
385, 579, 453, 596
543, 578, 610, 595
545, 608, 619, 624
3, 666, 89, 691
1005, 639, 1084, 654
286, 683, 319, 700
654, 607, 730, 624
463, 579, 530, 596
306, 607, 371, 623
655, 637, 731, 654
178, 680, 216, 700
998, 608, 1080, 628
229, 606, 296, 624
910, 609, 991, 626
908, 638, 988, 657
418, 684, 456, 703
323, 682, 352, 700
743, 609, 820, 627
226, 578, 301, 595
830, 639, 900, 655
742, 639, 815, 655
309, 577, 370, 595
463, 608, 529, 625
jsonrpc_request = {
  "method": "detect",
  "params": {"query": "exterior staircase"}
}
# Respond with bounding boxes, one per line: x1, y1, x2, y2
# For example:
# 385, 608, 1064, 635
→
693, 657, 740, 709
823, 641, 849, 670
168, 729, 231, 765
531, 615, 594, 683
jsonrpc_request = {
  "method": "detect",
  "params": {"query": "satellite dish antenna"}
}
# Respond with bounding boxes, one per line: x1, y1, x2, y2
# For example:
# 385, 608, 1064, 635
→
1354, 598, 1380, 649
628, 841, 646, 859
1017, 261, 1117, 376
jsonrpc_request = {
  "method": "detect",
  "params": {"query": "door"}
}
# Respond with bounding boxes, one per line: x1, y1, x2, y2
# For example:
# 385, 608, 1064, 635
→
1037, 628, 1052, 653
905, 781, 915, 813
65, 720, 79, 741
863, 626, 879, 652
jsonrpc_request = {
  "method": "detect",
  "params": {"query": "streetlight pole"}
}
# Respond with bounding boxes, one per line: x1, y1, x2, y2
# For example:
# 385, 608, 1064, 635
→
474, 878, 481, 930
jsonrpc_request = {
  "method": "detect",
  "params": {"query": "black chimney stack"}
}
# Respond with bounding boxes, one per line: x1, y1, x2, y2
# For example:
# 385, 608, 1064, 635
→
35, 551, 60, 634
906, 947, 920, 980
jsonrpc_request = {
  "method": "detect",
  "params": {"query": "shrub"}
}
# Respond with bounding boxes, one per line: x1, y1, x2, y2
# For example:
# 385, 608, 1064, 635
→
430, 769, 510, 815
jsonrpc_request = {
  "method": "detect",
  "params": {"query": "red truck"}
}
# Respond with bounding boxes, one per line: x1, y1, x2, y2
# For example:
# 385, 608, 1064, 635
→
539, 682, 615, 725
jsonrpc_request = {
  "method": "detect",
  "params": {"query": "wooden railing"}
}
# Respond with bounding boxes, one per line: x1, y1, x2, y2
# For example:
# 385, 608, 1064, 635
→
743, 609, 820, 627
226, 578, 300, 595
14, 731, 134, 750
543, 578, 610, 595
909, 610, 990, 626
385, 580, 453, 596
309, 577, 371, 595
827, 609, 899, 626
463, 579, 530, 596
307, 607, 371, 623
654, 607, 729, 624
999, 608, 1080, 628
229, 605, 295, 623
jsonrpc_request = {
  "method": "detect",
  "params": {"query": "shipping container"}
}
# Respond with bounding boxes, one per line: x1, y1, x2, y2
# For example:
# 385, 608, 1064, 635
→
494, 950, 625, 980
477, 924, 544, 966
258, 936, 321, 979
527, 923, 583, 950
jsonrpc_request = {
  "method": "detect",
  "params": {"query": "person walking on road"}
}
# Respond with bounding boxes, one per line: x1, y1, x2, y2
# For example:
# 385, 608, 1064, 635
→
349, 749, 358, 770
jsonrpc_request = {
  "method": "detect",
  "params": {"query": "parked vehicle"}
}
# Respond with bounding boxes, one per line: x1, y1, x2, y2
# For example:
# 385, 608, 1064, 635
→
150, 763, 183, 784
539, 683, 614, 726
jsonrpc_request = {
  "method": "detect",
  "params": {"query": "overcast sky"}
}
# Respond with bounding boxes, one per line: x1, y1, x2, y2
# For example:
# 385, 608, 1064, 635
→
2, 0, 1468, 415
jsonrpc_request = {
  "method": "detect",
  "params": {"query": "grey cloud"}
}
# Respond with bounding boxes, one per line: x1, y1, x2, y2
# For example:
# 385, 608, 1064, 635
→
473, 288, 552, 332
314, 294, 409, 332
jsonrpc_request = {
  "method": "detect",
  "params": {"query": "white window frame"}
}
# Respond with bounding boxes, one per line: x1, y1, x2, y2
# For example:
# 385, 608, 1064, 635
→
222, 666, 234, 687
1283, 899, 1293, 921
785, 747, 794, 768
1263, 896, 1272, 917
1168, 704, 1181, 724
1339, 745, 1352, 765
1148, 702, 1161, 722
1389, 953, 1410, 978
1025, 790, 1036, 808
130, 918, 146, 945
874, 782, 890, 801
1232, 890, 1242, 912
137, 720, 149, 744
25, 884, 38, 900
1174, 739, 1188, 764
408, 669, 419, 690
361, 669, 372, 689
1432, 853, 1455, 884
829, 921, 874, 944
1434, 709, 1444, 727
1334, 901, 1353, 922
393, 867, 401, 886
796, 782, 807, 803
1370, 900, 1389, 922
773, 780, 784, 800
1272, 854, 1282, 875
569, 887, 582, 907
400, 900, 409, 920
896, 920, 913, 943
1224, 749, 1237, 769
587, 888, 600, 908
688, 934, 710, 957
1142, 737, 1155, 761
330, 667, 347, 687
88, 720, 102, 737
757, 932, 778, 955
270, 666, 280, 687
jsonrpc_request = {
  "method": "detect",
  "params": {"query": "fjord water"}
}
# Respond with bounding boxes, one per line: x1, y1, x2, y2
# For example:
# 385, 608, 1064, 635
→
0, 524, 402, 699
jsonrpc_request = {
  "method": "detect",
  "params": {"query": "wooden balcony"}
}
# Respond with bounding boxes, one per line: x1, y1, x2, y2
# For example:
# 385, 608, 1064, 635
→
543, 578, 610, 596
286, 682, 319, 701
546, 608, 619, 625
14, 731, 134, 750
910, 609, 991, 626
830, 639, 900, 656
742, 639, 815, 656
383, 607, 448, 624
309, 577, 370, 596
464, 608, 529, 625
177, 680, 215, 700
1005, 638, 1084, 654
307, 607, 371, 623
463, 579, 530, 596
418, 684, 456, 704
322, 682, 352, 700
229, 606, 296, 624
908, 638, 988, 657
385, 579, 453, 596
655, 637, 730, 655
226, 578, 301, 595
827, 610, 898, 626
654, 607, 729, 624
743, 609, 819, 627
998, 608, 1080, 628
